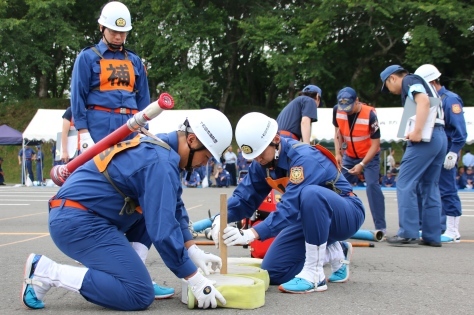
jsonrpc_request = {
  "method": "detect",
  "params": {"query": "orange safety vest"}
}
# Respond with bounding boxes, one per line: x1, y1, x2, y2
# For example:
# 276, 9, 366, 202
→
336, 104, 378, 159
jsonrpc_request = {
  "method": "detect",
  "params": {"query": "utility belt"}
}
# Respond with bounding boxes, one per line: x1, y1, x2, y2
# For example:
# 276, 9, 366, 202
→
87, 105, 138, 115
279, 130, 299, 140
49, 198, 87, 211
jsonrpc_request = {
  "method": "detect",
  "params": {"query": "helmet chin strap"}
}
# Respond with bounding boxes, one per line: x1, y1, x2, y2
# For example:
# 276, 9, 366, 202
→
180, 119, 206, 180
101, 27, 123, 50
261, 142, 279, 169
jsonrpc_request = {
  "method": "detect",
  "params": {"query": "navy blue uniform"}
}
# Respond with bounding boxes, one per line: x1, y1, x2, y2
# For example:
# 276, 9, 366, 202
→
35, 149, 45, 183
19, 147, 36, 183
226, 138, 365, 284
277, 95, 317, 140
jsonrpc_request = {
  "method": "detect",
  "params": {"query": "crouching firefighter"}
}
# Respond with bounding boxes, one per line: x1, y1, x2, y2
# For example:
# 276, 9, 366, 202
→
211, 112, 365, 293
22, 109, 232, 311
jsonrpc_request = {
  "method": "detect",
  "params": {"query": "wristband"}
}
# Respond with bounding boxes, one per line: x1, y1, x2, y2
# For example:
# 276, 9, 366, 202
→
359, 161, 365, 168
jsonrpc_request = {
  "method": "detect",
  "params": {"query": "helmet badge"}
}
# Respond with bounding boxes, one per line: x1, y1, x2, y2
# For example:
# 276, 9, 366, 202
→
241, 145, 253, 155
115, 18, 126, 27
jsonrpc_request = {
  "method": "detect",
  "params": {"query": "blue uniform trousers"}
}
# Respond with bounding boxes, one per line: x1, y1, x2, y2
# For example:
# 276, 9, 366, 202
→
342, 152, 386, 230
49, 207, 155, 311
261, 185, 365, 285
396, 126, 447, 242
36, 161, 43, 182
87, 110, 137, 143
25, 160, 34, 182
439, 164, 462, 223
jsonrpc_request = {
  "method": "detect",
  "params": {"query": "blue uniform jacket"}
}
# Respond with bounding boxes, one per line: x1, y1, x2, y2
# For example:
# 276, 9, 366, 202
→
438, 86, 467, 153
71, 40, 150, 131
55, 132, 196, 279
227, 138, 356, 241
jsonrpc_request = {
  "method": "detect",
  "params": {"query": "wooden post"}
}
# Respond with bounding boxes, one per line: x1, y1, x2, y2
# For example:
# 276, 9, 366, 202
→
219, 193, 228, 274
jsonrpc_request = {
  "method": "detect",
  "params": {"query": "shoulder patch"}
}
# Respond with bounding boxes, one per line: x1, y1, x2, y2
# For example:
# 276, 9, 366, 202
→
289, 166, 304, 184
452, 104, 462, 114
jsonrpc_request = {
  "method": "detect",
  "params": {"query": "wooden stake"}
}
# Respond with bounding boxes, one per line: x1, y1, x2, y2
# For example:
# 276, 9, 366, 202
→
220, 193, 228, 274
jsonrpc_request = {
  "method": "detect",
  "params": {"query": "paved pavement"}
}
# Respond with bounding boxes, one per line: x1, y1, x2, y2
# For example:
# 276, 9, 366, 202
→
1, 185, 474, 314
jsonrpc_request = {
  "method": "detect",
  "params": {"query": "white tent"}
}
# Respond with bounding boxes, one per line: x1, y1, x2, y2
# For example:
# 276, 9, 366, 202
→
22, 107, 474, 144
311, 107, 474, 144
21, 109, 200, 142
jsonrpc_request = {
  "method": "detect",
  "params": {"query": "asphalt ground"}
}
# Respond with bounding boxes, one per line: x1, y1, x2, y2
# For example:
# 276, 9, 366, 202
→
1, 185, 474, 314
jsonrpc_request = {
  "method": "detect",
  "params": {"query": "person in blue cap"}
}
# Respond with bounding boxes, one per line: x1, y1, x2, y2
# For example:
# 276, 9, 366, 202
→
21, 109, 232, 311
332, 87, 386, 234
415, 64, 467, 243
277, 85, 321, 144
380, 65, 447, 247
211, 112, 365, 293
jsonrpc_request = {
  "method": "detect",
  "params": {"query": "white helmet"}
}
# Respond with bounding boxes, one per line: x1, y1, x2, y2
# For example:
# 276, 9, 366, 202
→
186, 109, 232, 160
414, 64, 441, 82
98, 1, 132, 32
235, 112, 278, 160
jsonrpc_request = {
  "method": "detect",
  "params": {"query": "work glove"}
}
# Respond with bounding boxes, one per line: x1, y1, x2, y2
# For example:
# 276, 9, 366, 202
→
79, 132, 95, 153
187, 244, 221, 275
187, 272, 226, 309
222, 226, 256, 246
210, 215, 220, 248
443, 152, 457, 170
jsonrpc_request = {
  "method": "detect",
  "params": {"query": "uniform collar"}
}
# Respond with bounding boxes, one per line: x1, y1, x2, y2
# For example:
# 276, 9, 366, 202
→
438, 86, 447, 96
97, 40, 123, 55
275, 138, 291, 171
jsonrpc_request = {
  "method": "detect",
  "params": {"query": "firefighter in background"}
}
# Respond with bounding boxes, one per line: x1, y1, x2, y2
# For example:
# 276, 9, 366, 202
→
333, 87, 386, 234
71, 1, 150, 152
415, 64, 467, 242
211, 112, 365, 293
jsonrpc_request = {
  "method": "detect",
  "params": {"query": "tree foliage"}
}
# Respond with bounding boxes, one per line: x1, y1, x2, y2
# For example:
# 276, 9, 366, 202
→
1, 0, 473, 110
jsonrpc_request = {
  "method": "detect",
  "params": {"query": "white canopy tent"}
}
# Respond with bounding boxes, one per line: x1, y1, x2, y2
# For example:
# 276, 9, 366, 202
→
22, 107, 474, 144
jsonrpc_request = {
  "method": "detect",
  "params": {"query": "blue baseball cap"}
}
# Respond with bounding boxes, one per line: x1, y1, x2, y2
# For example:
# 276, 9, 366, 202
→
337, 87, 357, 112
303, 85, 322, 98
380, 65, 405, 93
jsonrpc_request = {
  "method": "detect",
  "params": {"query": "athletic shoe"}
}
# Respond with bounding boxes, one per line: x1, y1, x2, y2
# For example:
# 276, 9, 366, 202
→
153, 282, 174, 299
387, 235, 418, 245
440, 234, 454, 243
278, 277, 327, 294
328, 241, 352, 283
22, 254, 44, 309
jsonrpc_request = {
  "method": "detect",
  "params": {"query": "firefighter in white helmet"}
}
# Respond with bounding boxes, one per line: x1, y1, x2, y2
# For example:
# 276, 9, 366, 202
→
211, 112, 365, 293
22, 109, 231, 310
415, 64, 467, 243
71, 1, 150, 154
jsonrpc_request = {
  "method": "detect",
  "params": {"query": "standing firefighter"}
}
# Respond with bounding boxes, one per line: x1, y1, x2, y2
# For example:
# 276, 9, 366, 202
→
71, 1, 150, 152
333, 87, 386, 234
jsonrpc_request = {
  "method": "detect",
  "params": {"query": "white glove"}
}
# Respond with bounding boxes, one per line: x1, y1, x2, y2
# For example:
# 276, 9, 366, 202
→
444, 152, 457, 170
210, 215, 220, 248
222, 226, 256, 246
187, 244, 221, 275
79, 132, 95, 153
187, 272, 226, 309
